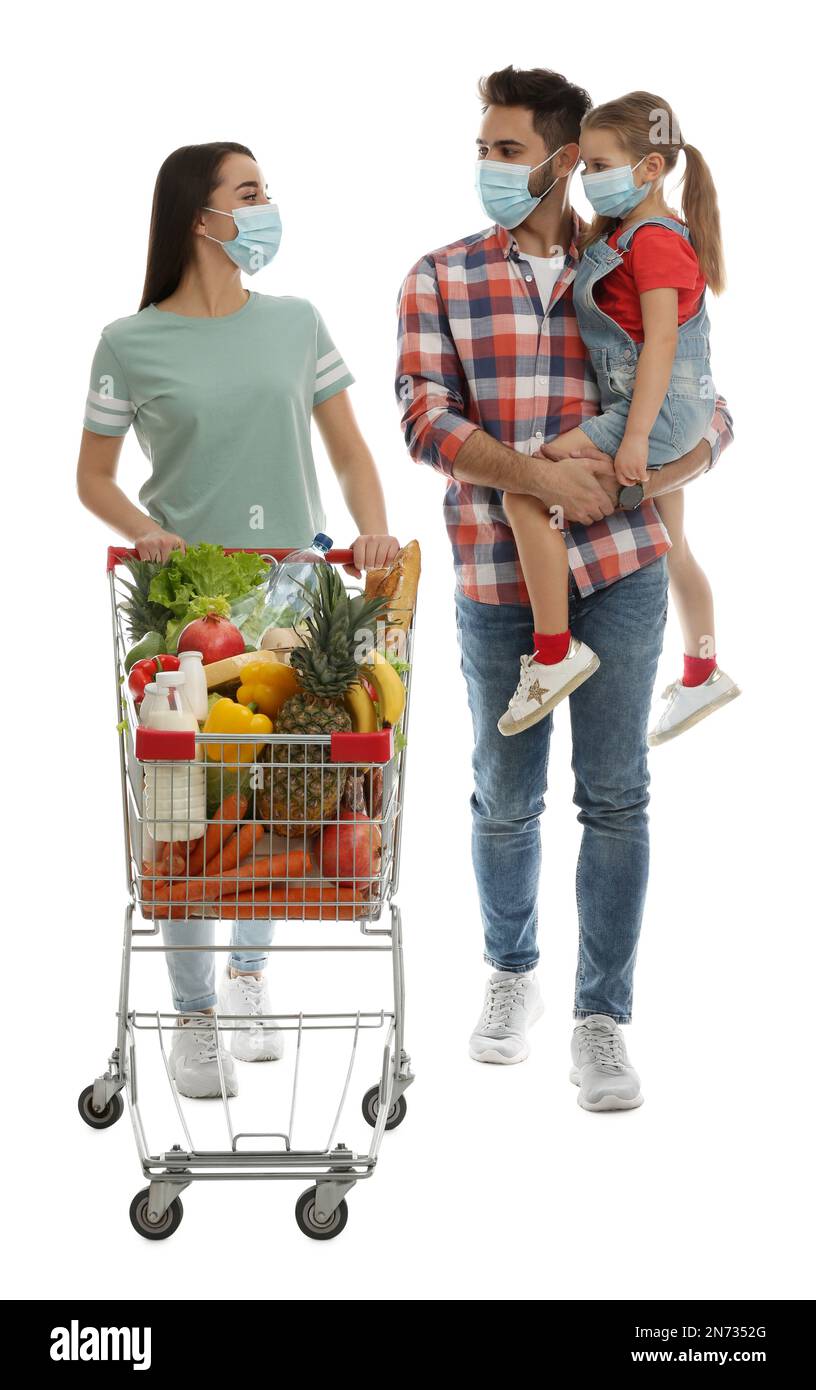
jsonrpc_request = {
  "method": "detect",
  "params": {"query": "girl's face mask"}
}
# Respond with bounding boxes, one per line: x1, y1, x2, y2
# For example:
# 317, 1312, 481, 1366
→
202, 202, 282, 273
580, 157, 651, 219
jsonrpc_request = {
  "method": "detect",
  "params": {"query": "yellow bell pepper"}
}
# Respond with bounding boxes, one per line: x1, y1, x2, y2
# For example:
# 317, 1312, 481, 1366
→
236, 659, 300, 718
203, 696, 273, 765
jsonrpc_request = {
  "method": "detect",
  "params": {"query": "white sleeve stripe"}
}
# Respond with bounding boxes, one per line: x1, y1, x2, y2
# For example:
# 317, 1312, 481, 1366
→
315, 347, 342, 374
314, 362, 350, 392
85, 404, 132, 427
86, 389, 135, 413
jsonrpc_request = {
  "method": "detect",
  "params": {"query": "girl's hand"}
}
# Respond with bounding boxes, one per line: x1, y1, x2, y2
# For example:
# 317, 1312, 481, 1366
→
134, 527, 186, 563
614, 437, 649, 486
344, 534, 401, 578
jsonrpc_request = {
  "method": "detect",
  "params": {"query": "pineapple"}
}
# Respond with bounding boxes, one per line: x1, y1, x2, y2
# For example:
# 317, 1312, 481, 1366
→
120, 557, 170, 641
257, 564, 387, 837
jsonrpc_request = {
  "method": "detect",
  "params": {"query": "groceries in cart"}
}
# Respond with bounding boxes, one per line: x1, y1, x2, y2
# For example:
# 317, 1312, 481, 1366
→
118, 539, 420, 925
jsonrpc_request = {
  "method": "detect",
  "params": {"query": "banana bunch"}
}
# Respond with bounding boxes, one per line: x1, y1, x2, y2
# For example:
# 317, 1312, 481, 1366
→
344, 650, 406, 731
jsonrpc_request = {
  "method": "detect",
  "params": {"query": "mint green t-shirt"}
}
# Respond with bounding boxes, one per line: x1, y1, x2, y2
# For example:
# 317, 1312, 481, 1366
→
83, 291, 354, 548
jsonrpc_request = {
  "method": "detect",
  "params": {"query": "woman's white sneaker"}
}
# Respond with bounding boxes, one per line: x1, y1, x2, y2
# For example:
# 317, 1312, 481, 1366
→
498, 640, 600, 736
648, 667, 741, 746
469, 971, 544, 1064
569, 1015, 643, 1111
217, 970, 284, 1062
168, 1015, 238, 1099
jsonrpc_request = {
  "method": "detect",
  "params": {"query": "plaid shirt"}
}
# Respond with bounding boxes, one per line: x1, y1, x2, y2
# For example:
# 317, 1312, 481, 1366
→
395, 213, 734, 604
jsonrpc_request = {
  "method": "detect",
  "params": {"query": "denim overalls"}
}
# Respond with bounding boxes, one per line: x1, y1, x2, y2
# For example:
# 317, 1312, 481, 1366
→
574, 215, 716, 467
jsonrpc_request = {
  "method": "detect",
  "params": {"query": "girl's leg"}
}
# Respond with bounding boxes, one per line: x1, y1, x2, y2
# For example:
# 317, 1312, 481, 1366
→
655, 490, 717, 678
503, 491, 569, 635
541, 425, 598, 460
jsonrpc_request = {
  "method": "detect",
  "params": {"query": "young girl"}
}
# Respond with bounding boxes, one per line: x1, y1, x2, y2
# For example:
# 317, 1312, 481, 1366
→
499, 91, 740, 742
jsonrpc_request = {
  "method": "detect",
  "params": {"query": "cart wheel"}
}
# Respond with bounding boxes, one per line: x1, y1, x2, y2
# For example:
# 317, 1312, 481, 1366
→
129, 1188, 184, 1241
362, 1085, 407, 1131
77, 1084, 124, 1130
295, 1186, 348, 1240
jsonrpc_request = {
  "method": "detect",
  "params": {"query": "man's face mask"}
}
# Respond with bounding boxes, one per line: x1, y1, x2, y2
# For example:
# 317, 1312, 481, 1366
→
475, 146, 570, 229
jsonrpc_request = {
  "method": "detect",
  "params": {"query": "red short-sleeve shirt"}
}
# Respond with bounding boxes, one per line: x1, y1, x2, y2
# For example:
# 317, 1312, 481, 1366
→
593, 223, 706, 342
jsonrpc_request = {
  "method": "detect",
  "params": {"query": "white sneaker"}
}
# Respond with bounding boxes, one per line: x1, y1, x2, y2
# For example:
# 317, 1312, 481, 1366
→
168, 1014, 238, 1099
648, 666, 741, 746
469, 971, 544, 1064
497, 639, 600, 736
569, 1015, 643, 1111
217, 970, 284, 1062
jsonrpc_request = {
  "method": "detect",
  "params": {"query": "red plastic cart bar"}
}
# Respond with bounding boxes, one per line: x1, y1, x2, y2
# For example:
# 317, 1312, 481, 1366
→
107, 546, 355, 571
330, 727, 394, 764
135, 726, 197, 761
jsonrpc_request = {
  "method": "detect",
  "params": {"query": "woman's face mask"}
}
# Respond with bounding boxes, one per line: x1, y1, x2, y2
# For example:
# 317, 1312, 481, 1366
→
475, 146, 570, 229
202, 202, 282, 273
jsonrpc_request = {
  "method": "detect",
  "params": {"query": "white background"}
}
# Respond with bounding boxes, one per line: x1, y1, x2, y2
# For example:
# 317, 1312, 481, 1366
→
4, 0, 813, 1303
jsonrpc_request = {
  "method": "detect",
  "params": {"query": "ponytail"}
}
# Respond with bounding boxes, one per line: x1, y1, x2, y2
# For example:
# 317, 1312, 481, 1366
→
681, 143, 725, 294
578, 93, 726, 294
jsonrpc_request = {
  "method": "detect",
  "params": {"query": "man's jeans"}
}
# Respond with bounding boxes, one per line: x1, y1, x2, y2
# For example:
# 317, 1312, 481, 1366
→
454, 555, 669, 1024
160, 921, 274, 1013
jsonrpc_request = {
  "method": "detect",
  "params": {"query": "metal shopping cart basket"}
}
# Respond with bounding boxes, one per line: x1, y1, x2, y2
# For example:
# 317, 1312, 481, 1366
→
78, 545, 417, 1240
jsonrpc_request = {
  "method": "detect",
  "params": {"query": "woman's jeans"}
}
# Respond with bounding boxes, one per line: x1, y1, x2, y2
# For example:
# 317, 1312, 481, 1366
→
454, 555, 669, 1024
160, 920, 274, 1013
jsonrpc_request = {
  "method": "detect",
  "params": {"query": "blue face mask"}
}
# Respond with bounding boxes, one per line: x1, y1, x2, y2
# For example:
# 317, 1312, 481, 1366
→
475, 146, 568, 229
580, 157, 650, 218
202, 202, 282, 273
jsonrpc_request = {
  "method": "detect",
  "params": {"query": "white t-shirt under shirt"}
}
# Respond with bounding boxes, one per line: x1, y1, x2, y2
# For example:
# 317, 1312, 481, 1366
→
523, 252, 566, 311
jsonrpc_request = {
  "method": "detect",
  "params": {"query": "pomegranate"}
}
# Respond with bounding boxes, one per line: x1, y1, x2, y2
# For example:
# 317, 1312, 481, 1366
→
178, 611, 244, 664
319, 808, 382, 888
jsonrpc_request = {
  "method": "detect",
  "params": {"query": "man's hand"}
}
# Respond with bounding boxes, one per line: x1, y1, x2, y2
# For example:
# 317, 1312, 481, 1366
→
534, 443, 618, 525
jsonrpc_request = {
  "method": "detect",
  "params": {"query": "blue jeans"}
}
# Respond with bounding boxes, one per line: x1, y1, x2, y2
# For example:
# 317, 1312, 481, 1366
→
454, 555, 669, 1023
160, 920, 274, 1013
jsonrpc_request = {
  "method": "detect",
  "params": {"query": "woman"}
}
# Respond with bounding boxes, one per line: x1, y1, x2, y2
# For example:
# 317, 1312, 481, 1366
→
77, 141, 400, 1099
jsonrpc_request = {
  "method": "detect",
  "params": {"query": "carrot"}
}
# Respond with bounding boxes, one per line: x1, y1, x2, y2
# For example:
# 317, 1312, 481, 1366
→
217, 882, 361, 920
204, 822, 262, 878
188, 793, 247, 875
217, 850, 312, 883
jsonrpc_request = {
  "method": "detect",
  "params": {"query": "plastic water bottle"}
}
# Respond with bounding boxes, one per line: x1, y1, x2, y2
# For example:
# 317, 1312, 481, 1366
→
259, 532, 333, 639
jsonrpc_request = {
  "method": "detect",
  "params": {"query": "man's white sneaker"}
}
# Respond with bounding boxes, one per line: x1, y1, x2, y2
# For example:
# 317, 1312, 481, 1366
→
570, 1014, 643, 1111
168, 1014, 238, 1099
648, 666, 741, 746
497, 639, 600, 736
469, 971, 544, 1064
217, 970, 284, 1062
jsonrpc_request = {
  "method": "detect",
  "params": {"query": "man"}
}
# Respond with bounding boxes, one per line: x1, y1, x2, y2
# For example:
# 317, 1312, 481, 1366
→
395, 67, 733, 1110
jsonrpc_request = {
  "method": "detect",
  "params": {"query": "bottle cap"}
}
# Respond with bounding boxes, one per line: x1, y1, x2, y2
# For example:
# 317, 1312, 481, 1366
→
179, 649, 203, 662
313, 532, 333, 552
155, 670, 187, 686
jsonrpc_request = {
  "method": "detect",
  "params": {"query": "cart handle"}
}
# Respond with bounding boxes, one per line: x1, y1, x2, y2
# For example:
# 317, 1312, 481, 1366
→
107, 545, 355, 572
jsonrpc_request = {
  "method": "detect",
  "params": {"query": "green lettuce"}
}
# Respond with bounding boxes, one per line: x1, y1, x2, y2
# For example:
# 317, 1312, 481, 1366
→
146, 543, 271, 651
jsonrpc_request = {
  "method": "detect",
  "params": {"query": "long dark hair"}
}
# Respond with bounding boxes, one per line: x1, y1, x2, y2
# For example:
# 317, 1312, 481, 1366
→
138, 142, 255, 311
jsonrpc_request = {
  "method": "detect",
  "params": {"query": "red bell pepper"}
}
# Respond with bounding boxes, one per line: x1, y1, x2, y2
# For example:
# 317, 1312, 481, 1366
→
128, 654, 180, 705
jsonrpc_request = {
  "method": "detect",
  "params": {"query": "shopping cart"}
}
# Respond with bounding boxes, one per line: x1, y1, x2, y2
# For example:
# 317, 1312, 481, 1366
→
78, 546, 417, 1241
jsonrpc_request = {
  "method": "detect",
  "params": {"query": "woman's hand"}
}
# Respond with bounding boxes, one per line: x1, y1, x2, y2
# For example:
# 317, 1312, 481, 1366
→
343, 534, 401, 578
134, 527, 186, 563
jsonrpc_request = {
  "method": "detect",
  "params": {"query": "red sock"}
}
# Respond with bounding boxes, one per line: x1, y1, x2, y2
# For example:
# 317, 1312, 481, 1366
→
534, 629, 571, 664
683, 653, 717, 687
